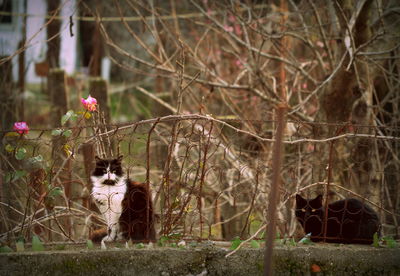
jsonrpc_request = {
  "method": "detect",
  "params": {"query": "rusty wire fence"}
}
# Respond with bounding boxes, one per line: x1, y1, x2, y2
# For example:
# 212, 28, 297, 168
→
1, 115, 399, 244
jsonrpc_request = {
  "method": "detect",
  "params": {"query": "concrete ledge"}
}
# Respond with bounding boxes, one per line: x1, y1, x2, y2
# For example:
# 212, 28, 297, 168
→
1, 244, 399, 275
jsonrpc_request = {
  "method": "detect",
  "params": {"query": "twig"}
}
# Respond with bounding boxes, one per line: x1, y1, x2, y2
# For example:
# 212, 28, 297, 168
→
225, 224, 266, 258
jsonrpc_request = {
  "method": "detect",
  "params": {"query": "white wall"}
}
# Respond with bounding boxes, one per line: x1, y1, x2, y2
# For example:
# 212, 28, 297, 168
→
0, 0, 77, 83
59, 0, 77, 76
25, 0, 47, 83
0, 0, 23, 81
25, 0, 77, 83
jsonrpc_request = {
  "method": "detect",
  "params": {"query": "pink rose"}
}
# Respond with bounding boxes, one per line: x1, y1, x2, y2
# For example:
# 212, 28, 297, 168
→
14, 122, 29, 134
234, 25, 242, 36
224, 25, 234, 32
81, 95, 97, 111
316, 41, 324, 48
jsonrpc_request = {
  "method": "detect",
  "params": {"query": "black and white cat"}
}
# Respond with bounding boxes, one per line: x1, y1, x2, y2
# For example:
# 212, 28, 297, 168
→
295, 194, 380, 244
90, 155, 156, 243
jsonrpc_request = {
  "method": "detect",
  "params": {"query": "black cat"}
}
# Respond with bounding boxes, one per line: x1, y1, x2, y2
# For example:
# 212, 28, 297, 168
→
90, 156, 156, 243
295, 194, 380, 244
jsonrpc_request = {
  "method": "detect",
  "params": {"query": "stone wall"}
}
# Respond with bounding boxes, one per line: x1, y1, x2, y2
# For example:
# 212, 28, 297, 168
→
1, 244, 399, 275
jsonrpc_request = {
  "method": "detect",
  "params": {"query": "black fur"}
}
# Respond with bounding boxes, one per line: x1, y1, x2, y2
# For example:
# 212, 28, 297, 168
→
295, 194, 380, 244
119, 180, 156, 242
90, 156, 156, 242
92, 156, 123, 178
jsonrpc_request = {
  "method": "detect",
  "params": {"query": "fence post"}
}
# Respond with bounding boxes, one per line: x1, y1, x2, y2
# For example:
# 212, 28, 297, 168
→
264, 1, 288, 274
18, 39, 25, 121
263, 104, 286, 275
81, 142, 95, 209
0, 56, 16, 236
0, 57, 16, 131
48, 69, 72, 199
46, 0, 61, 68
89, 77, 113, 157
90, 77, 110, 121
48, 68, 73, 240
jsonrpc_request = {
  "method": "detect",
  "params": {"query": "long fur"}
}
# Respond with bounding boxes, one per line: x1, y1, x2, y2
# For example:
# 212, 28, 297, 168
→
295, 194, 380, 244
119, 180, 156, 242
90, 156, 156, 243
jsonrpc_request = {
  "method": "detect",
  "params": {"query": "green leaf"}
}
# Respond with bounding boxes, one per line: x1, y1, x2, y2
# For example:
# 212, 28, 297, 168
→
250, 240, 260, 248
387, 240, 397, 248
32, 236, 45, 251
55, 244, 66, 250
5, 144, 14, 153
276, 238, 283, 245
14, 170, 27, 181
61, 110, 78, 125
5, 172, 12, 183
5, 132, 20, 137
84, 112, 92, 119
15, 147, 27, 160
158, 236, 169, 247
87, 240, 94, 250
62, 129, 72, 137
0, 246, 13, 253
28, 155, 45, 167
71, 113, 78, 122
289, 238, 297, 246
51, 129, 63, 136
48, 187, 63, 198
168, 233, 183, 240
230, 236, 242, 250
372, 232, 379, 248
31, 155, 44, 163
114, 243, 124, 249
136, 243, 145, 249
298, 233, 312, 245
5, 170, 27, 183
16, 240, 25, 252
26, 155, 45, 170
63, 144, 72, 157
383, 236, 397, 248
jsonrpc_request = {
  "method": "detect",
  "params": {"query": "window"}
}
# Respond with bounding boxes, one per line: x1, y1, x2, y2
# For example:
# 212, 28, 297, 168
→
0, 0, 12, 24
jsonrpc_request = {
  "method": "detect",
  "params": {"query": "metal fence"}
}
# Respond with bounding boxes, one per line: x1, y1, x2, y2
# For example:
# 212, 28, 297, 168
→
1, 115, 399, 245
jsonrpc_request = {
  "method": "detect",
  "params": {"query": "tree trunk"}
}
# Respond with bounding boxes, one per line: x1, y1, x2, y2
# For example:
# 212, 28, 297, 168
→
46, 0, 61, 68
314, 0, 399, 220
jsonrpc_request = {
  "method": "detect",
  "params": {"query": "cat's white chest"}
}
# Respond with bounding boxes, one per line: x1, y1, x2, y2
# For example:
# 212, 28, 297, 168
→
91, 177, 127, 224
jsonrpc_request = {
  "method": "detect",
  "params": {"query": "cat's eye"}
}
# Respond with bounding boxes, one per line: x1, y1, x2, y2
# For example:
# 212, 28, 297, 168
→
311, 209, 316, 212
301, 208, 306, 212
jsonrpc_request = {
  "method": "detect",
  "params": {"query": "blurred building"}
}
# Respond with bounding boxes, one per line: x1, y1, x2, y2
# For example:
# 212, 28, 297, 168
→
0, 0, 112, 84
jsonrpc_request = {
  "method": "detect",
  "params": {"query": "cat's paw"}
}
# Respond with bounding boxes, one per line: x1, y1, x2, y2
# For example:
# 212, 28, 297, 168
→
102, 235, 115, 242
116, 232, 125, 241
95, 198, 106, 206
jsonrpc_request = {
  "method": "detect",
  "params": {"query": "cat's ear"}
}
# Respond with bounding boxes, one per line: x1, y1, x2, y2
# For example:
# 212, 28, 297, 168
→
95, 155, 102, 162
296, 194, 305, 203
117, 155, 123, 162
314, 194, 323, 204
